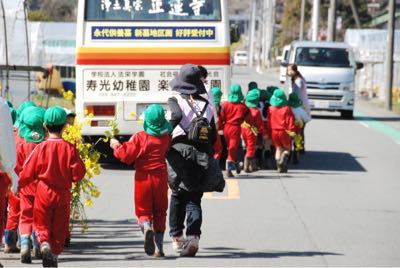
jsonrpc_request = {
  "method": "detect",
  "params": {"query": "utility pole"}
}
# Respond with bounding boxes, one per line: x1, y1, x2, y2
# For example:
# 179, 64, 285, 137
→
299, 0, 306, 41
384, 0, 395, 111
248, 0, 257, 67
311, 0, 320, 41
349, 0, 361, 28
327, 0, 336, 41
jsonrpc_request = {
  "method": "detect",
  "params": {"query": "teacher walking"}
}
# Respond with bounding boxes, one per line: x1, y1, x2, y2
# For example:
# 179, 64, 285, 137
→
166, 64, 224, 257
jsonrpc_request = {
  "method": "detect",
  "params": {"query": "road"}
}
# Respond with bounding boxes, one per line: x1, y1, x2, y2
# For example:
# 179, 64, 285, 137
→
2, 67, 400, 267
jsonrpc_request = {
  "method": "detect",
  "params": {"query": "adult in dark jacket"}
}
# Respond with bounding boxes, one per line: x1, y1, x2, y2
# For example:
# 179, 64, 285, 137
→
167, 64, 224, 257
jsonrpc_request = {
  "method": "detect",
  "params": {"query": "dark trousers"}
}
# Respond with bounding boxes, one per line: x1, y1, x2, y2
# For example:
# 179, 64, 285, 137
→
169, 190, 203, 237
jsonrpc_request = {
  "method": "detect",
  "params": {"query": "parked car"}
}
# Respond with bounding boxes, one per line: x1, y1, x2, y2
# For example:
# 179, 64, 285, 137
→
234, 50, 248, 65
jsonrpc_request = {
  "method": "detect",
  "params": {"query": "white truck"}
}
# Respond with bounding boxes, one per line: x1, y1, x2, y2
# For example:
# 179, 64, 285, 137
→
278, 41, 364, 119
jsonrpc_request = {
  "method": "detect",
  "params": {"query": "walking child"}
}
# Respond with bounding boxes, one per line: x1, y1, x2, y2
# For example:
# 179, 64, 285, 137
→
4, 101, 35, 253
16, 106, 46, 263
19, 106, 86, 267
0, 97, 17, 263
211, 87, 223, 160
267, 89, 296, 173
241, 89, 267, 172
288, 93, 311, 163
219, 84, 248, 177
111, 104, 172, 257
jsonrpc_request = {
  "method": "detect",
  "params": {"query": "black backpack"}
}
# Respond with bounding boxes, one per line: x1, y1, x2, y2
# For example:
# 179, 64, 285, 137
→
180, 96, 212, 144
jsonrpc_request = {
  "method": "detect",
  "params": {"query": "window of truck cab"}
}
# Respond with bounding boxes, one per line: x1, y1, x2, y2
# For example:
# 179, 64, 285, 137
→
85, 0, 222, 21
294, 47, 351, 68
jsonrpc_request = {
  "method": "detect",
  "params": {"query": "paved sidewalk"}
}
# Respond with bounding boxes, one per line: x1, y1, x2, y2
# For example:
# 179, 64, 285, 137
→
355, 98, 400, 132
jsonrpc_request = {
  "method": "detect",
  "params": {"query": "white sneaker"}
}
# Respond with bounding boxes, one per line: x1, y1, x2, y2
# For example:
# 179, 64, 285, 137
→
172, 236, 185, 253
180, 236, 199, 257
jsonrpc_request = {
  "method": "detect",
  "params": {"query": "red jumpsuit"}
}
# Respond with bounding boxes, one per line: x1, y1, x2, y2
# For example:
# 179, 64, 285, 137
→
267, 106, 296, 148
114, 131, 171, 233
6, 128, 23, 232
0, 171, 10, 241
213, 105, 223, 160
241, 107, 266, 158
16, 141, 39, 236
219, 101, 249, 162
19, 138, 86, 255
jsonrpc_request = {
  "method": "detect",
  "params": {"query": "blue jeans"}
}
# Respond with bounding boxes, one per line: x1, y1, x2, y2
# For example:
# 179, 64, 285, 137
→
169, 190, 203, 237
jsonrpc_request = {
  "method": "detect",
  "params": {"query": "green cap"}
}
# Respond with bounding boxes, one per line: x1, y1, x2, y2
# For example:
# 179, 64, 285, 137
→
19, 106, 45, 143
15, 101, 36, 128
288, 93, 303, 108
211, 87, 223, 107
44, 106, 67, 126
228, 84, 244, 103
143, 104, 172, 136
245, 89, 260, 108
270, 89, 288, 107
248, 81, 258, 92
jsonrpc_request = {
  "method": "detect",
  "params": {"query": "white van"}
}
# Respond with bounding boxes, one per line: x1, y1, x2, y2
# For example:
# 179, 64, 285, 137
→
277, 45, 290, 84
280, 41, 363, 119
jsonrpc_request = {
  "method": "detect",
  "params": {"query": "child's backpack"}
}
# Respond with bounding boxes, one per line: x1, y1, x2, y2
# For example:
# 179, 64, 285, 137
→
181, 96, 212, 144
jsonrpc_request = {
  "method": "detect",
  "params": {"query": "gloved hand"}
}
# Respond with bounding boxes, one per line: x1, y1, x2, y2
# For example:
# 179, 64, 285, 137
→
110, 138, 121, 149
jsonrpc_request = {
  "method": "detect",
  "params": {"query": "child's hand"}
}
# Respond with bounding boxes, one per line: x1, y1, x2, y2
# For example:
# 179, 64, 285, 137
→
295, 120, 304, 128
110, 138, 121, 149
285, 130, 297, 139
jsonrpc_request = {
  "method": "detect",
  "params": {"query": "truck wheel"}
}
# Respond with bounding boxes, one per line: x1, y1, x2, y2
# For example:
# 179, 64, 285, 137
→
340, 110, 353, 119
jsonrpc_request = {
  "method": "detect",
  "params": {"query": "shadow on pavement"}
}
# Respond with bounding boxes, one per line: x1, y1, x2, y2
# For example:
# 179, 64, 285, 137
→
355, 115, 400, 122
310, 113, 345, 120
101, 163, 134, 170
63, 219, 145, 260
196, 247, 343, 259
291, 151, 366, 172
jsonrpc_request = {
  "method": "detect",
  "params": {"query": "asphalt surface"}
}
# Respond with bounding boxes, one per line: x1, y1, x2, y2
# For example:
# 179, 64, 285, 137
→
1, 67, 400, 267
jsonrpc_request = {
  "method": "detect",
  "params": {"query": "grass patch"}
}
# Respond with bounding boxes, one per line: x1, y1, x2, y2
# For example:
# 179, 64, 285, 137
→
32, 94, 75, 110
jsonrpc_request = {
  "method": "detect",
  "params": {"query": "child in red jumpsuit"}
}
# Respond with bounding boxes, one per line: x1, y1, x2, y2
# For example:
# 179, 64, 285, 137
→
211, 87, 223, 160
1, 100, 15, 255
220, 84, 248, 177
111, 104, 172, 257
268, 89, 296, 173
16, 106, 46, 263
19, 106, 86, 267
4, 101, 35, 254
241, 89, 267, 173
0, 171, 11, 255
